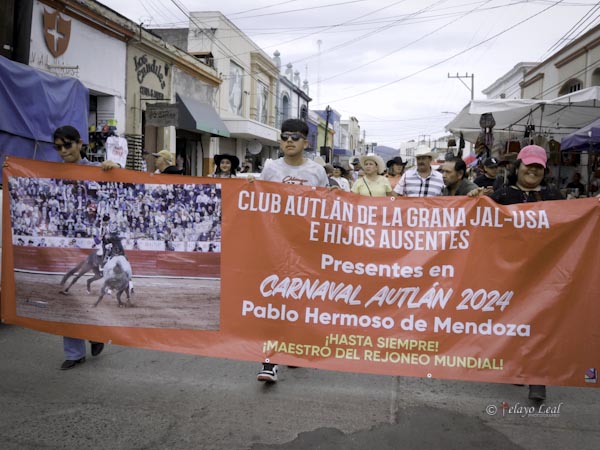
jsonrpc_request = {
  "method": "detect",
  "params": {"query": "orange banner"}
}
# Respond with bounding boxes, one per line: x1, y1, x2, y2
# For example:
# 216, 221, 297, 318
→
2, 157, 599, 387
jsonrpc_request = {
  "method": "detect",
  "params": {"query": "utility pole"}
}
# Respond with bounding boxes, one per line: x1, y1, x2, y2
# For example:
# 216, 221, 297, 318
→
447, 72, 474, 100
323, 105, 332, 162
419, 134, 431, 147
317, 40, 322, 106
448, 73, 475, 155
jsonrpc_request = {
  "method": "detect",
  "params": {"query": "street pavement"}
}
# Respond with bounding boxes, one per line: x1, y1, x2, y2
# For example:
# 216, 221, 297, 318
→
0, 324, 598, 450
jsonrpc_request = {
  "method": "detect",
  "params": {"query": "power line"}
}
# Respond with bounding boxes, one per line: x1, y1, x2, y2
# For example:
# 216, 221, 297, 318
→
227, 0, 301, 17
540, 1, 600, 58
315, 0, 566, 107
317, 0, 495, 85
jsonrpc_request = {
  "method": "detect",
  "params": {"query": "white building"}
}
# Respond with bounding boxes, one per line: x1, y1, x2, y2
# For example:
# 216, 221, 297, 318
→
272, 52, 310, 129
521, 24, 600, 99
481, 62, 538, 99
29, 0, 127, 133
340, 117, 361, 155
186, 12, 280, 167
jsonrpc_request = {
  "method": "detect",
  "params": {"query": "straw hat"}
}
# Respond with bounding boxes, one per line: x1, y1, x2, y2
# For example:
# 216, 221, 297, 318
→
414, 145, 437, 158
359, 153, 386, 174
152, 150, 174, 164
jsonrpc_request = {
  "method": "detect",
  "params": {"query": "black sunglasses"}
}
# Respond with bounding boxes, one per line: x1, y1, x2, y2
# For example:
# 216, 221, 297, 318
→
281, 132, 305, 142
54, 141, 75, 151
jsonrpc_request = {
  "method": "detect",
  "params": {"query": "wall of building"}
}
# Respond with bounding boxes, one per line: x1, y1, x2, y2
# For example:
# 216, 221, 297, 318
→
30, 0, 127, 130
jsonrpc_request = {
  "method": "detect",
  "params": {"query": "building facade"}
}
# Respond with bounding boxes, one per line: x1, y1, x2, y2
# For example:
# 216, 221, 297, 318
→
272, 52, 311, 129
185, 12, 280, 172
481, 62, 538, 99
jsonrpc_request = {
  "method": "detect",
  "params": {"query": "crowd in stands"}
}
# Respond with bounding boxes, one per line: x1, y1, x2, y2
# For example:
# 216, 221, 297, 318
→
8, 177, 222, 252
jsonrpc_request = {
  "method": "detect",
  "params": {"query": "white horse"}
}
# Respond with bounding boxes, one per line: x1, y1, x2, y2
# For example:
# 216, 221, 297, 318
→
93, 255, 134, 307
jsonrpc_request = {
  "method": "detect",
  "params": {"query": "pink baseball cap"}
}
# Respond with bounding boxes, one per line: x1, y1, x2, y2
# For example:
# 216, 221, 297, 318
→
518, 145, 547, 168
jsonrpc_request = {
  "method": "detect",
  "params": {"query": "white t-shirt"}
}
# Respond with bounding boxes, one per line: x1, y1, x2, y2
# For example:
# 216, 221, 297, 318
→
331, 176, 350, 192
260, 158, 328, 187
105, 136, 128, 168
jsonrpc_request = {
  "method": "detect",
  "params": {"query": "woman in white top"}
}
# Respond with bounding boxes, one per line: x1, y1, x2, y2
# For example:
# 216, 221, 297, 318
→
351, 154, 392, 197
331, 165, 351, 192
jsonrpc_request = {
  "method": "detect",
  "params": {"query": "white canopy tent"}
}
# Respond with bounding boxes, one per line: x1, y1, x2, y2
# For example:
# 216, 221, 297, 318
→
445, 86, 600, 144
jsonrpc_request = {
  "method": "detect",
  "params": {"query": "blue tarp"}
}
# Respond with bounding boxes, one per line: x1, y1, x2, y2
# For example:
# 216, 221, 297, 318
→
0, 56, 89, 176
333, 148, 351, 156
560, 117, 600, 151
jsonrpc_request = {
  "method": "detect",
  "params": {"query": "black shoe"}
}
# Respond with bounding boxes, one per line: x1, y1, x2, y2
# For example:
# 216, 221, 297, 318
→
528, 385, 546, 401
90, 342, 104, 357
60, 357, 86, 370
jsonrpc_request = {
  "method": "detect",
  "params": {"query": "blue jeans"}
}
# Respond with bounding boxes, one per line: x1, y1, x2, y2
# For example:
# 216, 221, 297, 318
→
63, 337, 86, 360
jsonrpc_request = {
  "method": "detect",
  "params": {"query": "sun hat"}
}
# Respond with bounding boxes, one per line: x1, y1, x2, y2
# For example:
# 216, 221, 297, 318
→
414, 145, 436, 158
359, 153, 386, 174
332, 164, 348, 176
214, 154, 240, 170
152, 150, 174, 164
386, 156, 407, 168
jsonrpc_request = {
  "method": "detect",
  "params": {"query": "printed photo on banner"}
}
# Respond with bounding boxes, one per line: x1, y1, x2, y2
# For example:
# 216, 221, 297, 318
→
7, 175, 221, 330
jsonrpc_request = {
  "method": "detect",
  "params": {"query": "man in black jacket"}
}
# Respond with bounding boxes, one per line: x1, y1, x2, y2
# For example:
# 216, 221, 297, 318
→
152, 150, 183, 174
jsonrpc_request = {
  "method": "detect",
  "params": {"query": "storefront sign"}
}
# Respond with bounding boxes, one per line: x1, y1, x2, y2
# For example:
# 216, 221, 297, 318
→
43, 9, 71, 57
146, 103, 178, 127
134, 54, 168, 89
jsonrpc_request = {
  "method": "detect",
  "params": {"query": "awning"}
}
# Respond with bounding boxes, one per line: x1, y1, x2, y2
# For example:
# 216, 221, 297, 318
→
333, 148, 352, 156
445, 86, 600, 144
176, 93, 230, 138
561, 117, 600, 151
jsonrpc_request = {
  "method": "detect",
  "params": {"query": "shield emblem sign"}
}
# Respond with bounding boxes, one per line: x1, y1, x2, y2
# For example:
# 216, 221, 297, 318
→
43, 9, 71, 58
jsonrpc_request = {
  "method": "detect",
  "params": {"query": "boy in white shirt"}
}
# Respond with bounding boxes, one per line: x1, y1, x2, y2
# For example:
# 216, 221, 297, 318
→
255, 119, 328, 382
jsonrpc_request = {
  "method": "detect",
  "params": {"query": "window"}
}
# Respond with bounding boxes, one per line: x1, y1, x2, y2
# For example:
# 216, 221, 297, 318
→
257, 81, 268, 124
228, 62, 243, 115
300, 105, 308, 121
592, 68, 600, 87
281, 94, 290, 122
558, 78, 583, 96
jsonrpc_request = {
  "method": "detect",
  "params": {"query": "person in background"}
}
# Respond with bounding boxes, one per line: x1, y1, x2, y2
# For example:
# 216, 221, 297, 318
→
349, 156, 362, 183
53, 125, 119, 370
385, 156, 407, 190
351, 153, 393, 197
152, 150, 183, 174
213, 154, 240, 178
253, 118, 328, 383
331, 165, 351, 192
441, 158, 479, 196
323, 164, 340, 188
566, 172, 585, 197
473, 144, 563, 401
473, 157, 503, 193
394, 145, 444, 197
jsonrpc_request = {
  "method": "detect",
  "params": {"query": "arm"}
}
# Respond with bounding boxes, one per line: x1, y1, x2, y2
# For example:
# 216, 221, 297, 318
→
394, 174, 406, 196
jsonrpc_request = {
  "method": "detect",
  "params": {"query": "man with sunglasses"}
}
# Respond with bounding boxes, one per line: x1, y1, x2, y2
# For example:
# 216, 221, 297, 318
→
259, 119, 328, 188
53, 125, 119, 370
53, 125, 120, 170
255, 119, 328, 382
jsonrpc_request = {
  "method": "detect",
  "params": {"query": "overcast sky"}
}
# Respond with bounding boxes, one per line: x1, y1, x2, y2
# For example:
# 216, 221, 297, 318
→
101, 0, 600, 147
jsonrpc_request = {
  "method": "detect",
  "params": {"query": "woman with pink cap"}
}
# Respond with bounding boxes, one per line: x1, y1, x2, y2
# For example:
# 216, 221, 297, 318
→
489, 145, 564, 401
489, 145, 563, 204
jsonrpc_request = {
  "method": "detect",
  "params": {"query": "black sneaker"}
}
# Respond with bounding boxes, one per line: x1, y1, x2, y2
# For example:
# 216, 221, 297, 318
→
90, 342, 104, 357
528, 385, 546, 401
60, 357, 86, 370
257, 361, 278, 382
